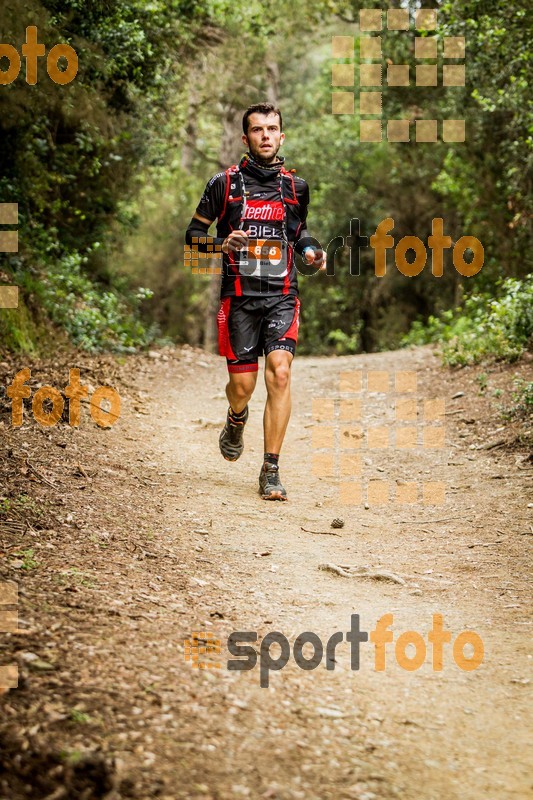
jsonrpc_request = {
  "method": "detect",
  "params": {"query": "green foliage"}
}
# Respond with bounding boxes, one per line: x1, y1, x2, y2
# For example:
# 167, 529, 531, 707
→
498, 378, 533, 422
0, 0, 227, 353
69, 709, 93, 725
37, 251, 155, 352
403, 276, 533, 365
506, 379, 533, 420
437, 0, 533, 279
288, 0, 532, 353
1, 494, 42, 518
0, 0, 531, 356
476, 372, 488, 393
0, 302, 46, 355
13, 548, 39, 571
55, 568, 97, 588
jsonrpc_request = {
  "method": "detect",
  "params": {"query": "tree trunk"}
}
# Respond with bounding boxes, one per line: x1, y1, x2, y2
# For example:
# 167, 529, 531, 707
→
181, 79, 201, 172
265, 60, 280, 105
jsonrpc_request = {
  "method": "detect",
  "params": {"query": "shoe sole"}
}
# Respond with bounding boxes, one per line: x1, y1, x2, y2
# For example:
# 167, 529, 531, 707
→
259, 467, 288, 500
219, 428, 244, 461
221, 449, 242, 462
219, 408, 248, 462
261, 491, 288, 501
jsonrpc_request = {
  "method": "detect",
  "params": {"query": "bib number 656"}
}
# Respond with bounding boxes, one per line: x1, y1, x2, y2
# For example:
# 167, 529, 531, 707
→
237, 239, 288, 278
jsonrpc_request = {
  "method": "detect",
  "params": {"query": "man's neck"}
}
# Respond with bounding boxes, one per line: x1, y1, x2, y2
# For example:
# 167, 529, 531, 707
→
257, 155, 278, 166
248, 150, 282, 168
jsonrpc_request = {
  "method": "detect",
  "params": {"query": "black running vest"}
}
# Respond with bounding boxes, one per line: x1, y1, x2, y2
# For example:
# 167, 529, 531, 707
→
195, 154, 309, 297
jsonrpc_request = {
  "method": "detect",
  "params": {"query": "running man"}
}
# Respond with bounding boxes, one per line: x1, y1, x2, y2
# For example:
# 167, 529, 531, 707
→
185, 102, 324, 500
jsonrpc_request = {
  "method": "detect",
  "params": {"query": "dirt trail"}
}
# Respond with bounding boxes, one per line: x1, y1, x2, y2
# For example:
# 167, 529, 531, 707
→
1, 345, 531, 800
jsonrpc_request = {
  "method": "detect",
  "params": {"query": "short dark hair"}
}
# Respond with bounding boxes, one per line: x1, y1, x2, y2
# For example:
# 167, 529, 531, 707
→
242, 103, 283, 135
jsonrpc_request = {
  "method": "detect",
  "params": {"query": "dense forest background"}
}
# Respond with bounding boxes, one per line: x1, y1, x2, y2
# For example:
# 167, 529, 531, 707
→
0, 0, 531, 362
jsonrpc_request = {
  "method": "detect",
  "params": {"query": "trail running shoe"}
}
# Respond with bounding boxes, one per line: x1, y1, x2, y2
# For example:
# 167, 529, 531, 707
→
259, 463, 288, 501
219, 406, 248, 461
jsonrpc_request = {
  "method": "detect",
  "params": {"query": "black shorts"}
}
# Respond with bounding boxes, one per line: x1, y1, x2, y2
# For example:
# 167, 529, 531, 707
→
217, 295, 300, 373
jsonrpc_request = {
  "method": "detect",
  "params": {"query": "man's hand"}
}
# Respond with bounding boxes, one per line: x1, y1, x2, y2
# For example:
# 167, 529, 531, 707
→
222, 230, 249, 254
303, 247, 326, 271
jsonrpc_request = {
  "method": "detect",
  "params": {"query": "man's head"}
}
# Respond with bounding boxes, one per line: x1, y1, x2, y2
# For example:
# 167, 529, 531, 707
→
242, 103, 284, 164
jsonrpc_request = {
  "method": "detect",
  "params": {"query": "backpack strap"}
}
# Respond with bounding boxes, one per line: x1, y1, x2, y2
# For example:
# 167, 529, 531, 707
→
280, 167, 299, 205
219, 164, 299, 231
219, 164, 241, 221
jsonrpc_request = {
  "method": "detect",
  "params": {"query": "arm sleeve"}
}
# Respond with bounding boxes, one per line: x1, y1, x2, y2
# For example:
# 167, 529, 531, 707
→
185, 217, 225, 252
195, 172, 226, 223
185, 172, 227, 252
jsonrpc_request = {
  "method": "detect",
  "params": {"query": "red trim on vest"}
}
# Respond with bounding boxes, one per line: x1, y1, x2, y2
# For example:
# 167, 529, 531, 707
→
281, 169, 299, 204
220, 169, 231, 220
220, 165, 239, 221
282, 246, 292, 294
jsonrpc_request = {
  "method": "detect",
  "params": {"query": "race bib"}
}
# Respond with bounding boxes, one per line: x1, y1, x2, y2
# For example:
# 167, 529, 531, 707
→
236, 239, 288, 278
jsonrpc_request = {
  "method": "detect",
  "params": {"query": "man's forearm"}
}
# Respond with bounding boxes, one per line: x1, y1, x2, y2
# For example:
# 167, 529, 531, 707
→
185, 217, 225, 253
294, 228, 319, 255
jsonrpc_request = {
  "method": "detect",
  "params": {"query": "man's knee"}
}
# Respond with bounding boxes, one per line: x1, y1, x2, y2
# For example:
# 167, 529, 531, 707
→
231, 382, 252, 401
228, 374, 256, 401
266, 358, 292, 392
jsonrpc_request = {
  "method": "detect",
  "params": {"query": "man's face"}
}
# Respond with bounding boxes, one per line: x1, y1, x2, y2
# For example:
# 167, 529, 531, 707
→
242, 112, 285, 163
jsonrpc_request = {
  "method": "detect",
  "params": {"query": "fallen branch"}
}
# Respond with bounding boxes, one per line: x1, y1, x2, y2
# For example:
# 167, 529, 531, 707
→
465, 540, 503, 548
25, 458, 57, 488
0, 521, 26, 532
319, 562, 405, 585
396, 514, 472, 525
301, 527, 341, 537
481, 436, 520, 451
